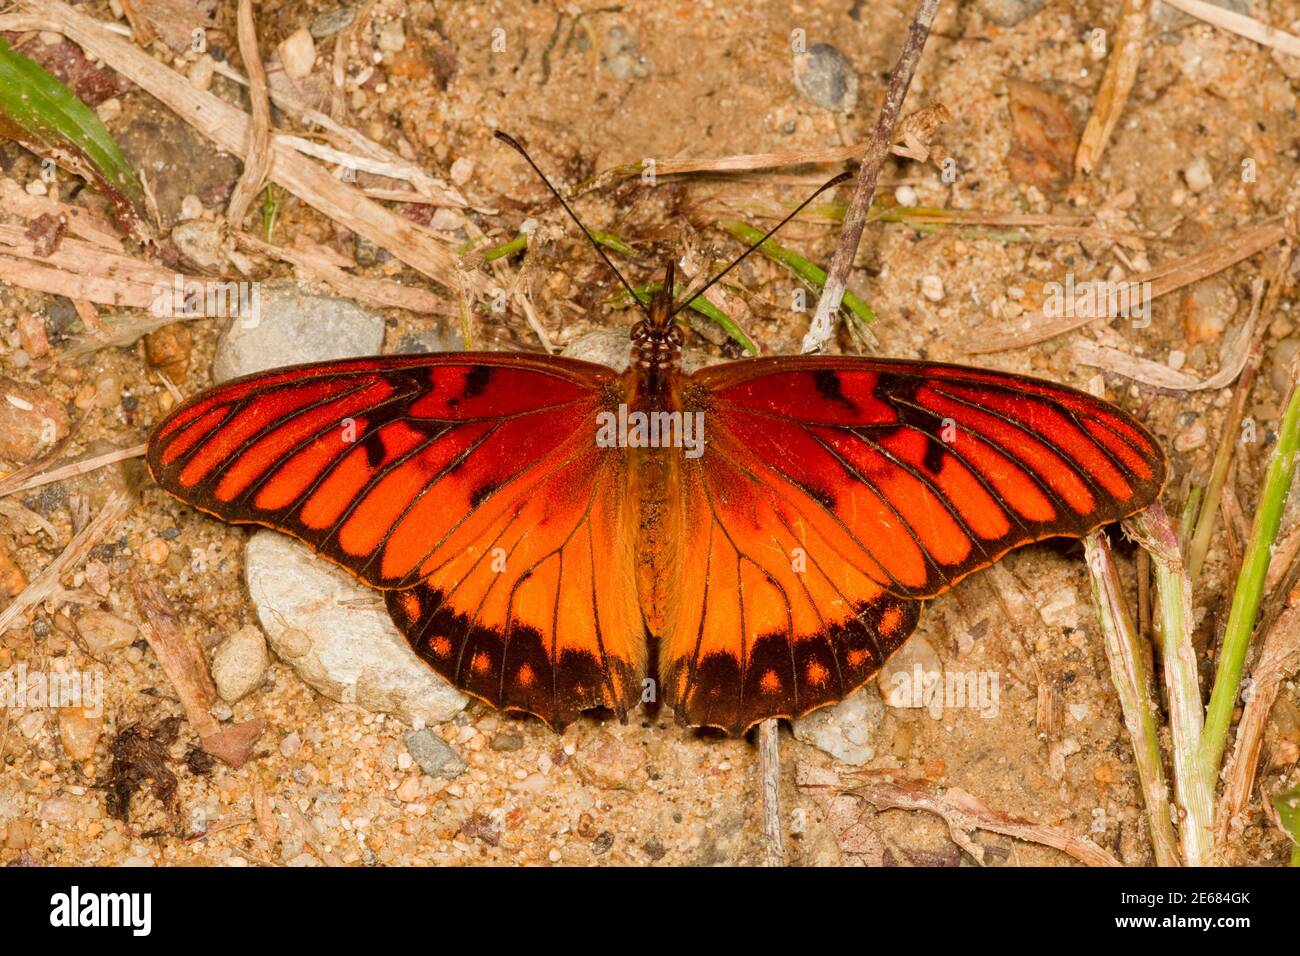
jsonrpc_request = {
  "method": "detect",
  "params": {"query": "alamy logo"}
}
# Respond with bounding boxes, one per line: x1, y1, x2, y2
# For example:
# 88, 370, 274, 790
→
150, 276, 261, 328
49, 886, 151, 936
595, 404, 706, 459
0, 663, 103, 717
1043, 273, 1150, 327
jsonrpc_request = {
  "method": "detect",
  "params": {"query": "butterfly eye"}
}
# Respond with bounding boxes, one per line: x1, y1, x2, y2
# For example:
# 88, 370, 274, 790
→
630, 321, 648, 341
667, 325, 684, 346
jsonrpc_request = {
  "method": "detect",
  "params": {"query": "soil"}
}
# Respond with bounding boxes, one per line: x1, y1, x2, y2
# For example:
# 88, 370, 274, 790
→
1, 0, 1299, 867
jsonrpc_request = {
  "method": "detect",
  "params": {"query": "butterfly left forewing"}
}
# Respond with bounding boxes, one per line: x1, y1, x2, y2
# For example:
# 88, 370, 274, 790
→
149, 352, 646, 730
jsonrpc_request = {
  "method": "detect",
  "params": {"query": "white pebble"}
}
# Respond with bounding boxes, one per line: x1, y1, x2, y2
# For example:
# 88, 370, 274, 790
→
920, 275, 944, 302
894, 185, 918, 207
1183, 157, 1213, 194
279, 28, 316, 80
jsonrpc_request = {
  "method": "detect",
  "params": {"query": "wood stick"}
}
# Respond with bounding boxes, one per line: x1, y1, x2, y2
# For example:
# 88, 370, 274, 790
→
226, 0, 272, 228
802, 0, 941, 353
758, 719, 785, 866
1076, 0, 1149, 176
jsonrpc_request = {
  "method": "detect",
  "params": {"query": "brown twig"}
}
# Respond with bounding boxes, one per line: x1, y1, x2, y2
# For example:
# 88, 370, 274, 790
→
0, 443, 146, 500
226, 0, 272, 228
1158, 0, 1300, 57
834, 778, 1123, 867
801, 0, 941, 353
1075, 0, 1149, 176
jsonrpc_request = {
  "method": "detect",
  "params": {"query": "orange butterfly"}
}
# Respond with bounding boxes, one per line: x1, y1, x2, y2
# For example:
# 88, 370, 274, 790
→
147, 137, 1166, 735
148, 269, 1164, 735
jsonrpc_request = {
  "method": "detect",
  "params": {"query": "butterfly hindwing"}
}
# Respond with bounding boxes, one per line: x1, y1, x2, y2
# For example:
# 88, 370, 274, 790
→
658, 356, 1165, 733
148, 353, 645, 729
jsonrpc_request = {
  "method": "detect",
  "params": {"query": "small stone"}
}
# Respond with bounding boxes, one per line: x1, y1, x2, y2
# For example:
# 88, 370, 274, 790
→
1180, 278, 1237, 345
95, 97, 122, 123
280, 731, 302, 758
141, 538, 170, 564
279, 28, 316, 80
575, 731, 646, 790
246, 531, 466, 726
210, 625, 269, 703
395, 775, 421, 802
59, 707, 103, 761
793, 685, 884, 765
1175, 421, 1207, 452
17, 711, 45, 740
920, 275, 944, 302
75, 609, 137, 655
792, 42, 857, 113
171, 218, 227, 272
880, 636, 944, 718
449, 156, 475, 185
1152, 0, 1251, 28
404, 728, 467, 778
1038, 587, 1079, 628
377, 19, 406, 53
0, 378, 69, 462
179, 194, 204, 221
603, 25, 652, 80
490, 732, 524, 752
1167, 349, 1186, 371
310, 7, 357, 38
976, 0, 1047, 26
37, 797, 80, 826
0, 550, 25, 598
1183, 156, 1214, 194
895, 185, 918, 207
213, 282, 385, 383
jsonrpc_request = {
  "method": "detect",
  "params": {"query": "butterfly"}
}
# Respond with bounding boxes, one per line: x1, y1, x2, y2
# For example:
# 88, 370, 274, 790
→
147, 134, 1166, 735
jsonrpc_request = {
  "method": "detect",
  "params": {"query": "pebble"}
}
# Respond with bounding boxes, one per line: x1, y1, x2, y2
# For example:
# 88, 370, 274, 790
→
280, 731, 302, 758
603, 26, 653, 80
879, 635, 944, 718
490, 732, 524, 752
279, 28, 316, 80
574, 731, 646, 790
187, 55, 215, 92
976, 0, 1047, 26
0, 378, 70, 462
74, 609, 138, 655
37, 797, 80, 827
449, 157, 475, 185
895, 185, 918, 207
1038, 587, 1079, 628
245, 531, 467, 726
141, 538, 169, 564
920, 275, 944, 302
17, 711, 45, 740
377, 19, 406, 54
1179, 278, 1237, 345
792, 685, 884, 765
404, 728, 467, 779
1183, 156, 1214, 194
396, 775, 422, 802
1152, 0, 1251, 28
212, 282, 385, 382
1174, 421, 1207, 452
211, 624, 270, 703
791, 42, 857, 113
171, 219, 228, 272
310, 7, 357, 39
59, 707, 103, 761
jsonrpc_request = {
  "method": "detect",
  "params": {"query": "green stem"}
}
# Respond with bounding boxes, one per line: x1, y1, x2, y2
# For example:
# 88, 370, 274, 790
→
1201, 385, 1300, 785
627, 282, 757, 356
717, 220, 875, 326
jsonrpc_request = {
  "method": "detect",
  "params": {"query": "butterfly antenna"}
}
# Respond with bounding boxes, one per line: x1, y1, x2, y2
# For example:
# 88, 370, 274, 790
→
494, 131, 651, 321
668, 171, 852, 320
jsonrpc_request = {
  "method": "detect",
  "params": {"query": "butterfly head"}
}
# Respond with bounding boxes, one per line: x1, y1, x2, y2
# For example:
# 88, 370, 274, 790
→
630, 260, 684, 376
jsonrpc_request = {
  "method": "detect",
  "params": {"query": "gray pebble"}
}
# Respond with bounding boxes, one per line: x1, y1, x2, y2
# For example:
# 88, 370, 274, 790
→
975, 0, 1047, 27
310, 6, 356, 38
404, 728, 468, 779
792, 43, 858, 113
1152, 0, 1251, 29
490, 732, 524, 752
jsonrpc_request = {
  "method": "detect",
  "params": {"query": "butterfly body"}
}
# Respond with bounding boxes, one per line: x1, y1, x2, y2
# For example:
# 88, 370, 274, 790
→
148, 269, 1166, 735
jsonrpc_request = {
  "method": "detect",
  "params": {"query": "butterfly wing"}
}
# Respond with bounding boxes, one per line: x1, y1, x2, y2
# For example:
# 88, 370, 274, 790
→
148, 353, 645, 730
659, 357, 1166, 734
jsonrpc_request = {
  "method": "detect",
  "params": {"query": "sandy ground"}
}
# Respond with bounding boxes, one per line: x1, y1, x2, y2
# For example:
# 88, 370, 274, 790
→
1, 0, 1299, 866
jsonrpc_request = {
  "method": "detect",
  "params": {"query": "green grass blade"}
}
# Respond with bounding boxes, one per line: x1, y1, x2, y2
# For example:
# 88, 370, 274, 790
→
0, 37, 152, 242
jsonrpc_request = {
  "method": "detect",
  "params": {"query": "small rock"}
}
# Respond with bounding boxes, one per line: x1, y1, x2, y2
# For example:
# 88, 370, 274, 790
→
377, 19, 406, 54
976, 0, 1047, 26
1038, 586, 1079, 628
210, 625, 269, 703
170, 219, 228, 273
1179, 278, 1237, 345
279, 28, 316, 80
490, 732, 524, 752
880, 636, 944, 718
1183, 156, 1214, 194
1175, 420, 1207, 452
1152, 0, 1251, 28
449, 156, 475, 185
187, 55, 214, 92
1271, 339, 1300, 392
895, 184, 918, 207
144, 322, 193, 381
1007, 81, 1077, 193
245, 531, 467, 726
0, 378, 69, 462
75, 609, 137, 655
603, 25, 653, 80
310, 6, 357, 38
404, 728, 467, 778
395, 775, 421, 802
920, 275, 944, 302
792, 685, 884, 765
792, 42, 858, 113
0, 550, 25, 598
574, 731, 646, 790
212, 281, 385, 382
17, 711, 45, 740
280, 731, 302, 758
59, 707, 103, 761
141, 538, 169, 564
37, 797, 80, 826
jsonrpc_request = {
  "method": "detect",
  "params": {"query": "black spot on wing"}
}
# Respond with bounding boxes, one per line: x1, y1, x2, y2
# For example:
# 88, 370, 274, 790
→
813, 370, 858, 413
463, 366, 494, 400
922, 433, 947, 474
362, 428, 386, 468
